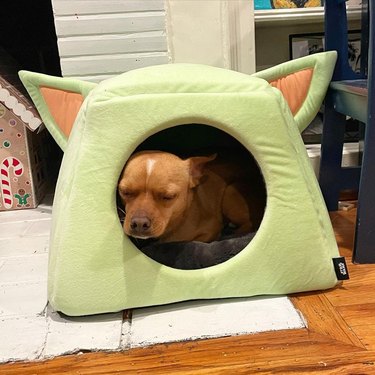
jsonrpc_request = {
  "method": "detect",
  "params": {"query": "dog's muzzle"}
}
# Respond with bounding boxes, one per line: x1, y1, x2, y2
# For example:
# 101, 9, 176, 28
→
129, 211, 152, 238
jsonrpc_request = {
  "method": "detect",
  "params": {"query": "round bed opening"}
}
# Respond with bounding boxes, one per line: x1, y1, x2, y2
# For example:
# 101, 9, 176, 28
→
117, 124, 267, 269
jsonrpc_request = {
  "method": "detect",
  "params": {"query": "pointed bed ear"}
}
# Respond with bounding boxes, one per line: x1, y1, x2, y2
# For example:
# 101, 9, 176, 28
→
252, 51, 337, 133
19, 71, 97, 151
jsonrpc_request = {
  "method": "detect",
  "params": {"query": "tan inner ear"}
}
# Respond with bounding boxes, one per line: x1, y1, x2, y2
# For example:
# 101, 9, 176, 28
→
269, 68, 314, 115
40, 86, 84, 137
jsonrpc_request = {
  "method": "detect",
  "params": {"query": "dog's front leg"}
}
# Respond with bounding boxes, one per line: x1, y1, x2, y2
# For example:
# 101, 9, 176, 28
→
222, 184, 253, 235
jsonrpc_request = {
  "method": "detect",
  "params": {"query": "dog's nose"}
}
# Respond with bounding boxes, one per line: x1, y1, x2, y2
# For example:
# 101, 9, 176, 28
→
130, 215, 151, 233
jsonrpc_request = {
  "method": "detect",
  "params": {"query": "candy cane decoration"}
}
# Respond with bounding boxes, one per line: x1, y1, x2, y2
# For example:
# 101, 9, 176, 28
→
1, 157, 24, 209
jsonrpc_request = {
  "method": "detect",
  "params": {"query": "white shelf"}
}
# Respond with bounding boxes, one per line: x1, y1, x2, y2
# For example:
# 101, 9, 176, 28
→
255, 6, 362, 26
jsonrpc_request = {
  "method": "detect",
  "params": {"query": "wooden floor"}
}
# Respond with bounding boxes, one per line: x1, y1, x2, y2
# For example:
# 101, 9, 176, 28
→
3, 208, 375, 374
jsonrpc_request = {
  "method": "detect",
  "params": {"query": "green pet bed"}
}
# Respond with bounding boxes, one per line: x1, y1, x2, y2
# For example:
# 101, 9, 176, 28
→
20, 51, 346, 316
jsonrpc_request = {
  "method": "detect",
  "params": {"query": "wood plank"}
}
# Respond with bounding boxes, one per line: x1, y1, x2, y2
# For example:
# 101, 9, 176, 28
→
325, 276, 375, 307
337, 303, 375, 326
1, 330, 366, 375
341, 262, 375, 285
51, 1, 168, 80
52, 0, 165, 15
58, 31, 167, 57
68, 74, 117, 83
60, 52, 168, 76
329, 209, 356, 257
291, 292, 365, 348
4, 350, 375, 374
54, 13, 165, 37
350, 325, 375, 351
179, 351, 375, 374
165, 352, 375, 374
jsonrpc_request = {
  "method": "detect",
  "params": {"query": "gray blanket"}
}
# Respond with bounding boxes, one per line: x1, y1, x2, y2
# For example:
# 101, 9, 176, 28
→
140, 233, 256, 269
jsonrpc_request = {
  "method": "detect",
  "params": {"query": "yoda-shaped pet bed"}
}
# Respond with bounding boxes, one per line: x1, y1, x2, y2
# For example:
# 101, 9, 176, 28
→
20, 52, 345, 316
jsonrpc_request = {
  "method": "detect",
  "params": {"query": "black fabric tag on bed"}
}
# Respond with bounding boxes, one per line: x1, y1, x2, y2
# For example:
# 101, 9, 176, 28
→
332, 257, 349, 280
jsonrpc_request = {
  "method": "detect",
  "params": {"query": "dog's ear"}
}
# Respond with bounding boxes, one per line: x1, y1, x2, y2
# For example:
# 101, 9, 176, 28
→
252, 51, 337, 133
188, 154, 217, 188
19, 71, 97, 151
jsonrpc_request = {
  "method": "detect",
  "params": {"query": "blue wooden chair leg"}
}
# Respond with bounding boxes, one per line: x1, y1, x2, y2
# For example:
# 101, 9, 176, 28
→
319, 96, 347, 211
353, 69, 375, 262
353, 120, 375, 263
354, 143, 375, 263
353, 0, 375, 263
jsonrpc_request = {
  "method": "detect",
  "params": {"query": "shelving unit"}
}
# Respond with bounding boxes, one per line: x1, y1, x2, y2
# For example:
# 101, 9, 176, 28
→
254, 4, 363, 179
254, 6, 362, 71
255, 6, 361, 26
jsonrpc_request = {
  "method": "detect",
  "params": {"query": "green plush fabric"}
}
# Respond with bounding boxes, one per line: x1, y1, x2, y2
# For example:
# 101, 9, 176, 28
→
20, 52, 340, 316
253, 52, 337, 133
18, 71, 96, 150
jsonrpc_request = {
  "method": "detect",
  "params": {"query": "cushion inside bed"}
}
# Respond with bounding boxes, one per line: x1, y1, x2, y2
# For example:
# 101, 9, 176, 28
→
139, 233, 256, 269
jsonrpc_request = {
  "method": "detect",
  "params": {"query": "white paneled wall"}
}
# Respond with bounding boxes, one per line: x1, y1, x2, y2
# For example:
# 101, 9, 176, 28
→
51, 0, 168, 82
166, 0, 255, 74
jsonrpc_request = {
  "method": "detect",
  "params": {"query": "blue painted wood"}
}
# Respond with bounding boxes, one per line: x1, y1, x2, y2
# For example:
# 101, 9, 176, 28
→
319, 95, 348, 211
330, 81, 368, 123
319, 1, 362, 212
324, 0, 360, 81
320, 0, 375, 263
353, 0, 375, 263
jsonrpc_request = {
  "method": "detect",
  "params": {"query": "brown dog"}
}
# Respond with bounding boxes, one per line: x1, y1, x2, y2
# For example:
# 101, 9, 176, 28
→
118, 151, 265, 243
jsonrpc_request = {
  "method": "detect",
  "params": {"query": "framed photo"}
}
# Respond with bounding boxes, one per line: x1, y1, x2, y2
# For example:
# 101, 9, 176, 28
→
289, 31, 362, 73
289, 31, 362, 144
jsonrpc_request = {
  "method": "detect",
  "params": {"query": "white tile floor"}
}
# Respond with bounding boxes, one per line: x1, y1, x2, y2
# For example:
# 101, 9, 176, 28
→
0, 195, 305, 363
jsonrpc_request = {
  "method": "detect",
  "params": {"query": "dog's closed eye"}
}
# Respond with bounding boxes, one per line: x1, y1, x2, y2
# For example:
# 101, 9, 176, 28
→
160, 193, 177, 201
119, 189, 136, 200
156, 184, 180, 202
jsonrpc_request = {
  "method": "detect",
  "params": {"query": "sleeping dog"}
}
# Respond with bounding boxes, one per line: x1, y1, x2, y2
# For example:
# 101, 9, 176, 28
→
118, 151, 265, 243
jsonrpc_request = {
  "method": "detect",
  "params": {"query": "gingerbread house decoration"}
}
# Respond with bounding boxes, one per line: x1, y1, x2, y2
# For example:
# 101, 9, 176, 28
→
0, 75, 47, 211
